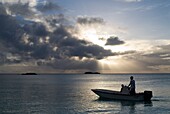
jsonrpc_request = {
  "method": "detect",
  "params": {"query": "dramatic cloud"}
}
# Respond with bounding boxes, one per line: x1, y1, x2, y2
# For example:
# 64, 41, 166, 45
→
123, 44, 170, 72
0, 3, 7, 15
143, 44, 170, 66
0, 0, 37, 6
0, 15, 21, 43
7, 2, 34, 16
0, 2, 118, 72
50, 25, 114, 60
35, 1, 61, 12
46, 58, 98, 71
77, 16, 104, 25
0, 0, 168, 74
105, 36, 125, 46
0, 0, 61, 17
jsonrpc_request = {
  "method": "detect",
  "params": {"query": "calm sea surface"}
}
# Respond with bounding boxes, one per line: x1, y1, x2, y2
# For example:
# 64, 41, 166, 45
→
0, 74, 170, 114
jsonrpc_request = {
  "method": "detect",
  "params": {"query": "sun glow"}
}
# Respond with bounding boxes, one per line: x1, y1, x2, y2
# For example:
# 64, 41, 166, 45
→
81, 28, 105, 47
98, 56, 145, 73
80, 28, 133, 53
98, 57, 124, 73
76, 25, 137, 73
105, 45, 132, 52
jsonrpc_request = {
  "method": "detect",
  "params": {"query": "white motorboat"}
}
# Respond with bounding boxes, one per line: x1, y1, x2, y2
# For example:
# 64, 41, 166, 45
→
91, 85, 153, 101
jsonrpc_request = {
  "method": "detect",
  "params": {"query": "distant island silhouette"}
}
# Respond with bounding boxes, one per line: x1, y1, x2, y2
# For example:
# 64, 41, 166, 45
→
21, 73, 37, 75
84, 72, 100, 74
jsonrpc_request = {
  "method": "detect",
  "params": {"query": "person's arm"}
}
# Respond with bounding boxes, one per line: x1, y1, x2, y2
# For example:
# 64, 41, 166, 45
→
128, 81, 131, 87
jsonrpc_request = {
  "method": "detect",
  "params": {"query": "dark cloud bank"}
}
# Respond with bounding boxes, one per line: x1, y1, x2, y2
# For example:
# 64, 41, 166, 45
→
1, 1, 168, 73
0, 1, 126, 72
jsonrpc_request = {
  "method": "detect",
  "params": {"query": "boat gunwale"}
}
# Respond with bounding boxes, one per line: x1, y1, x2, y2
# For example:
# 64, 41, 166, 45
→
91, 89, 144, 97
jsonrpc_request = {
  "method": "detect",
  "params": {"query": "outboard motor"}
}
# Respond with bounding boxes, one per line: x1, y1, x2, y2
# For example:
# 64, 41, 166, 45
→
144, 91, 153, 101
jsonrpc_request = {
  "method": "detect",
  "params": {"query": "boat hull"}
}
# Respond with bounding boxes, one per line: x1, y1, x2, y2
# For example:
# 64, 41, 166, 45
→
91, 89, 152, 101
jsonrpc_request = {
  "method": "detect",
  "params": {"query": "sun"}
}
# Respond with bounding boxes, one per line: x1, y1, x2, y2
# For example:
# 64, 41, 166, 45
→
105, 45, 132, 52
81, 28, 105, 47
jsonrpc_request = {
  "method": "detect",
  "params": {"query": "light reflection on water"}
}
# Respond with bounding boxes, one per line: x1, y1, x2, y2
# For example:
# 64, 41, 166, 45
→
0, 74, 170, 114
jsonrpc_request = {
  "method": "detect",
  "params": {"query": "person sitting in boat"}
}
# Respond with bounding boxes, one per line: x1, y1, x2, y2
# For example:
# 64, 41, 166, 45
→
120, 84, 124, 92
128, 76, 136, 95
120, 84, 130, 94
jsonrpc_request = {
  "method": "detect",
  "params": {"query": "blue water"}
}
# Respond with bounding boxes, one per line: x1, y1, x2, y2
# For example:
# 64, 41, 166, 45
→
0, 74, 170, 114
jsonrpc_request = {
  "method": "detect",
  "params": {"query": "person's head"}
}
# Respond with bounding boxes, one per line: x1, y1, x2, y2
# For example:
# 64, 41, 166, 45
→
130, 76, 133, 80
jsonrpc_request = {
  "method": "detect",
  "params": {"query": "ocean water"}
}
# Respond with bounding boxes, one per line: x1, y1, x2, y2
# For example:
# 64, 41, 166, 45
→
0, 74, 170, 114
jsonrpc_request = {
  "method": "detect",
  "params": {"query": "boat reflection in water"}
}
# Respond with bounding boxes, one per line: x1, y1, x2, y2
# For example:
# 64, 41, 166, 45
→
120, 100, 153, 113
90, 96, 153, 114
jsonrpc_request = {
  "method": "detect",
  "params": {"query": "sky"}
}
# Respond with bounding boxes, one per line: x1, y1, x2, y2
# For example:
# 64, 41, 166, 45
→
0, 0, 170, 73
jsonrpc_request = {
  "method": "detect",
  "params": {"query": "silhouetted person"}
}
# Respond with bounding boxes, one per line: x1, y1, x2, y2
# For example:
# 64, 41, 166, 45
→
120, 84, 124, 92
128, 76, 136, 95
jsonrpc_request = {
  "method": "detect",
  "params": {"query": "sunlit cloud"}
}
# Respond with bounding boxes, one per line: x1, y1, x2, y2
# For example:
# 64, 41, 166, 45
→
0, 0, 37, 6
0, 3, 118, 73
0, 0, 169, 73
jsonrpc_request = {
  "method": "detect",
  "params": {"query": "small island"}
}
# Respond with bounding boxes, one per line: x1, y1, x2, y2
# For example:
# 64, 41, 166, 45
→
84, 72, 100, 74
21, 73, 38, 75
